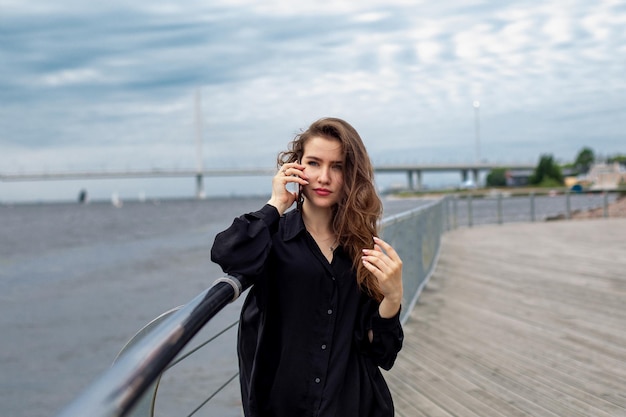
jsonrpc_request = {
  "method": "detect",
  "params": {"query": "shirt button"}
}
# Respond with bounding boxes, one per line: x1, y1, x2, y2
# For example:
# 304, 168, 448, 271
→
321, 344, 327, 350
327, 309, 333, 315
315, 378, 321, 383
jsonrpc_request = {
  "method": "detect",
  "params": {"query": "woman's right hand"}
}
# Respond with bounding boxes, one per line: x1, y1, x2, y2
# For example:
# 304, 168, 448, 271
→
267, 162, 309, 215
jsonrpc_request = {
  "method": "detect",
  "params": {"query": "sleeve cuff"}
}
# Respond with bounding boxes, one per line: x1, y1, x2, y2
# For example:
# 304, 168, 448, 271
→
249, 204, 281, 227
371, 307, 402, 331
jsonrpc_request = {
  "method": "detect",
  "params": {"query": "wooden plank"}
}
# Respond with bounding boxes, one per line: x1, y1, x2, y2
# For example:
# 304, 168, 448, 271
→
385, 370, 453, 417
389, 218, 626, 416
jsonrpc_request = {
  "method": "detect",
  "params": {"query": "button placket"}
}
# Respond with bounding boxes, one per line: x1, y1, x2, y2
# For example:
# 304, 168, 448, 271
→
310, 266, 337, 408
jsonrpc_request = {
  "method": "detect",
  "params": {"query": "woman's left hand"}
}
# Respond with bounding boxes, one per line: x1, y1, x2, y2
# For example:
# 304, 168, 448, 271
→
362, 237, 403, 318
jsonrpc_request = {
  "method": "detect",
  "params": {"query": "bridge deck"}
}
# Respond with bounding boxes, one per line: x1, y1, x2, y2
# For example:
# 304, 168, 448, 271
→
387, 218, 626, 417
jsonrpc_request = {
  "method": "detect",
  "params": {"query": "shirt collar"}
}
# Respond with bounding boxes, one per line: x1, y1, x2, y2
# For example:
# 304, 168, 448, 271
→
282, 209, 307, 242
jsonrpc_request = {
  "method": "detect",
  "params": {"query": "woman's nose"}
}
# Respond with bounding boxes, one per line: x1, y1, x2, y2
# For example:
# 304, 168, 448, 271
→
318, 166, 330, 183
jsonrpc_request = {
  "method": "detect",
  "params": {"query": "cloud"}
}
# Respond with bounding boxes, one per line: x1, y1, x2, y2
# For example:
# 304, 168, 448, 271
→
1, 0, 626, 202
39, 68, 105, 87
542, 15, 572, 44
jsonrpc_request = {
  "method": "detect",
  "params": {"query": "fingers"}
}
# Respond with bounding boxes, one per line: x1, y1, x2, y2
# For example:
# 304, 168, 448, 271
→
372, 237, 401, 262
361, 237, 403, 289
278, 163, 307, 178
276, 163, 309, 187
268, 163, 308, 215
362, 248, 392, 274
362, 238, 401, 271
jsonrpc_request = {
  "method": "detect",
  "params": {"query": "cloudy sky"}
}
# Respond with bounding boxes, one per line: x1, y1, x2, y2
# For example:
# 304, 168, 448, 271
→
2, 0, 625, 202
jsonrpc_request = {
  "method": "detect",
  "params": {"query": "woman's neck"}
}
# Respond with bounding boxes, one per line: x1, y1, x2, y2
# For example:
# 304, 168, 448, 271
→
301, 202, 334, 235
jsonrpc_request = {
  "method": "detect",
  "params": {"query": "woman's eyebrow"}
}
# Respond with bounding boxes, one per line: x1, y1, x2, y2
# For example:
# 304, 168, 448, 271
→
304, 155, 343, 164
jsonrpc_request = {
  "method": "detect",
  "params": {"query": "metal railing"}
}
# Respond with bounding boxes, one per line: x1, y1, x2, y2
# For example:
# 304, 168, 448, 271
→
53, 275, 251, 417
381, 198, 446, 323
53, 198, 449, 417
447, 189, 622, 227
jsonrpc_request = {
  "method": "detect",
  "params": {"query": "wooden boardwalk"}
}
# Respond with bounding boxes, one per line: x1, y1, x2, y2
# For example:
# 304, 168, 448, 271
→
387, 218, 626, 417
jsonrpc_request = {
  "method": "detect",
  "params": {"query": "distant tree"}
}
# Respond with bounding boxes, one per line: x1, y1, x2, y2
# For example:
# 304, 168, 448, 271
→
607, 154, 626, 166
574, 147, 595, 174
486, 168, 507, 187
530, 154, 564, 186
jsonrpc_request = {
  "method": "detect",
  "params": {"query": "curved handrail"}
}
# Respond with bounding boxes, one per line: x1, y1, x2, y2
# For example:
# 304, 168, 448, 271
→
113, 306, 182, 417
53, 275, 251, 417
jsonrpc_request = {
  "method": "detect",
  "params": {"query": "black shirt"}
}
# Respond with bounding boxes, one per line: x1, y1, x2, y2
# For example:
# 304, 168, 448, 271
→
211, 205, 403, 417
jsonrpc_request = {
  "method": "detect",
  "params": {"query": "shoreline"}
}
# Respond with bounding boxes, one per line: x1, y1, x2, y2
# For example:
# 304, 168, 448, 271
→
570, 195, 626, 219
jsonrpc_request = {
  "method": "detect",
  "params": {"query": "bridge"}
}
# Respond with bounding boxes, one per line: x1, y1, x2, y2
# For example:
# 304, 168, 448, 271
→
374, 162, 535, 190
0, 162, 535, 197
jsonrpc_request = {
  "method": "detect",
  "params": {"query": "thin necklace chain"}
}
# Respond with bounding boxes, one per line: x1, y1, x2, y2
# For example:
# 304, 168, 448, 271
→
308, 230, 338, 252
302, 216, 337, 252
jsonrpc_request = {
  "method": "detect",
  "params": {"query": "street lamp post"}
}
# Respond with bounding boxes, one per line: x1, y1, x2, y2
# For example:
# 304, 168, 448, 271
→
473, 100, 481, 164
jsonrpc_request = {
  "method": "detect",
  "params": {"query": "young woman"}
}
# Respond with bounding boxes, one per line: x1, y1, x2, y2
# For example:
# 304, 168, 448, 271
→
211, 117, 404, 417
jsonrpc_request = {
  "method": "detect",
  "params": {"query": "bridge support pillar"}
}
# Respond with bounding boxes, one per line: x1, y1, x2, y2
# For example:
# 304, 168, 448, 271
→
472, 169, 479, 186
407, 170, 423, 191
461, 169, 468, 182
195, 173, 205, 199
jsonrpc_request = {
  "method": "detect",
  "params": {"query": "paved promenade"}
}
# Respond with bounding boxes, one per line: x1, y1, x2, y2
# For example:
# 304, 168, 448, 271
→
388, 218, 626, 417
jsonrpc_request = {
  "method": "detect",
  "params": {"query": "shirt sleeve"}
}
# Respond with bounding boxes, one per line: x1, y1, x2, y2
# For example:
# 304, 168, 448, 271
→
369, 309, 404, 370
210, 204, 280, 278
355, 296, 404, 371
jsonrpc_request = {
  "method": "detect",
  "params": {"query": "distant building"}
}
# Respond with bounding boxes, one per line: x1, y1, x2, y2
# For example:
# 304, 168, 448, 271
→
505, 167, 577, 188
586, 162, 626, 190
505, 169, 533, 187
499, 165, 625, 189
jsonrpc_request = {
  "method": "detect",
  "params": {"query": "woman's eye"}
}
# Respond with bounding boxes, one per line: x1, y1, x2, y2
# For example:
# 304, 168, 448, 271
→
332, 164, 343, 170
307, 161, 319, 167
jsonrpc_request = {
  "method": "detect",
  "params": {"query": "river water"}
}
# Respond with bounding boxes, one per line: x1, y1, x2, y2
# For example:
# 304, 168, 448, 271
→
0, 193, 614, 417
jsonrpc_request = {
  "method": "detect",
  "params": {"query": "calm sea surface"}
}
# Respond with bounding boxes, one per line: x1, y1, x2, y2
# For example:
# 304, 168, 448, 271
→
0, 193, 614, 417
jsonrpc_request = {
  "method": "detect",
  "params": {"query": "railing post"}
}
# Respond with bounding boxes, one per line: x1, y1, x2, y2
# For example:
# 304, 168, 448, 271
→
497, 193, 503, 225
444, 197, 450, 231
530, 192, 535, 222
468, 194, 473, 227
565, 189, 571, 219
452, 195, 458, 229
603, 191, 609, 218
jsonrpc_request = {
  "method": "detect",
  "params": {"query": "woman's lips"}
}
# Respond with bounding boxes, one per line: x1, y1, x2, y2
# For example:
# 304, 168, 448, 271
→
314, 188, 331, 196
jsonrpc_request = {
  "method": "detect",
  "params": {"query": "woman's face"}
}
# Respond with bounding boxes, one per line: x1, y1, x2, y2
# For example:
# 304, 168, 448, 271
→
301, 136, 344, 210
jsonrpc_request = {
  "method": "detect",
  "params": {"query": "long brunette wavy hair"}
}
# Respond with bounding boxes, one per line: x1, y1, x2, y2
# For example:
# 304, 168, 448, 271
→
278, 117, 384, 301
